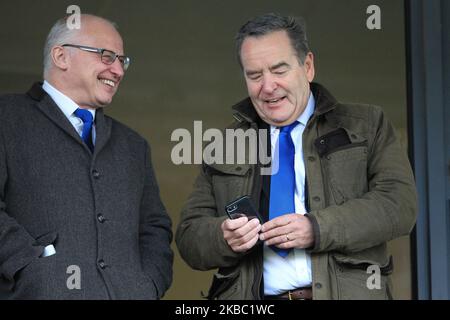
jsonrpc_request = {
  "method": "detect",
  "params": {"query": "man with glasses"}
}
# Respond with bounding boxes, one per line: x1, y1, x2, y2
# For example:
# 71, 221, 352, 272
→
0, 14, 173, 299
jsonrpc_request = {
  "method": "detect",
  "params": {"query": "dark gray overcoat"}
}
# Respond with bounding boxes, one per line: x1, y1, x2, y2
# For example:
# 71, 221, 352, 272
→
0, 83, 173, 299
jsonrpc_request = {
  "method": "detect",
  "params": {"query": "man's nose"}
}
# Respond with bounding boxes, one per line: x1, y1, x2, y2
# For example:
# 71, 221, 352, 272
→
110, 58, 125, 78
261, 75, 277, 93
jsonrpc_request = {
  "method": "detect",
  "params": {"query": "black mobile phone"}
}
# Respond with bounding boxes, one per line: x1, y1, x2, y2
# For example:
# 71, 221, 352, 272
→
225, 195, 263, 223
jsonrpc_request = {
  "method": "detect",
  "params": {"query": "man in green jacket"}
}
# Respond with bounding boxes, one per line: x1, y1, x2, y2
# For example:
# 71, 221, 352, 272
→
176, 13, 417, 300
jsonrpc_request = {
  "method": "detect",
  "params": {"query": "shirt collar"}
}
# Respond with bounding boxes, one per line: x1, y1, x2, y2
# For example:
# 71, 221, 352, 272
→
270, 92, 315, 135
42, 80, 96, 120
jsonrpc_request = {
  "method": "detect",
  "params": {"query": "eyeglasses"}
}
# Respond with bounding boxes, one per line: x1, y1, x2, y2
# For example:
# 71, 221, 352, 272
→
62, 44, 131, 71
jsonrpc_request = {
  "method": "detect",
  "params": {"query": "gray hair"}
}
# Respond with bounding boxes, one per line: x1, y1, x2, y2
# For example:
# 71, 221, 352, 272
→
43, 15, 118, 79
43, 16, 79, 79
235, 13, 310, 68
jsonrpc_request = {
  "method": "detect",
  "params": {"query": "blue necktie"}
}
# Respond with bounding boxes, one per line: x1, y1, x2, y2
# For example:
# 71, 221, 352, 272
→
269, 121, 299, 257
74, 108, 94, 152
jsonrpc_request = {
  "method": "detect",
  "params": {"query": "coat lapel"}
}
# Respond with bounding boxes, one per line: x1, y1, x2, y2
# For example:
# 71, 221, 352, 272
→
28, 82, 86, 149
27, 82, 113, 155
93, 108, 112, 155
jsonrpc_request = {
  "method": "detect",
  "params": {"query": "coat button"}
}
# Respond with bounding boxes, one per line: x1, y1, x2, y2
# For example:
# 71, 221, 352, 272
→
313, 196, 321, 202
97, 214, 106, 223
92, 170, 100, 179
98, 260, 106, 269
319, 139, 325, 145
315, 282, 322, 289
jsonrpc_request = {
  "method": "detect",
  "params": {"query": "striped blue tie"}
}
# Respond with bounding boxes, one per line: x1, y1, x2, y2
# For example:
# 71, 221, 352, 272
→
269, 121, 299, 257
74, 108, 94, 152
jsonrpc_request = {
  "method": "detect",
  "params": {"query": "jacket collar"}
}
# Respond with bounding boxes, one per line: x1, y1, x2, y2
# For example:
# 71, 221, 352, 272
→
231, 82, 339, 125
27, 82, 111, 155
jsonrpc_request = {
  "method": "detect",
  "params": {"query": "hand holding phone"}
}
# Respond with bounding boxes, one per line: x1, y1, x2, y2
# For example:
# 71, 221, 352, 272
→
225, 195, 263, 223
223, 196, 263, 253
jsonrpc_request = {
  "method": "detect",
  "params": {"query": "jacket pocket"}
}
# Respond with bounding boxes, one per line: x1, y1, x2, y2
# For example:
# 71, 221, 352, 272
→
12, 231, 59, 283
8, 231, 59, 298
34, 231, 59, 247
332, 253, 393, 300
207, 267, 241, 300
12, 251, 57, 299
209, 166, 253, 218
322, 143, 368, 204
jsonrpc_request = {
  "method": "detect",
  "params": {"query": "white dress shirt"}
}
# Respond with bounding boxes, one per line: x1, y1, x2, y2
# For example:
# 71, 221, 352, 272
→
42, 81, 96, 144
264, 93, 315, 295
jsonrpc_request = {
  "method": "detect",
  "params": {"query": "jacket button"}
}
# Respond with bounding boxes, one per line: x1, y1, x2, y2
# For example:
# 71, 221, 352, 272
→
92, 170, 100, 179
319, 139, 325, 145
313, 196, 321, 202
97, 214, 106, 223
315, 282, 322, 289
98, 260, 106, 269
308, 156, 316, 162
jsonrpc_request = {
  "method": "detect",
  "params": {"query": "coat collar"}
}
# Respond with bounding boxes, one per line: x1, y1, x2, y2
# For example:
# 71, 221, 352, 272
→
231, 82, 339, 125
27, 82, 111, 155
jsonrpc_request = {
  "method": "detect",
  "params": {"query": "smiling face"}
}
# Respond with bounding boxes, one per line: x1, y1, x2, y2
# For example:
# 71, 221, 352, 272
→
240, 30, 315, 126
59, 16, 125, 109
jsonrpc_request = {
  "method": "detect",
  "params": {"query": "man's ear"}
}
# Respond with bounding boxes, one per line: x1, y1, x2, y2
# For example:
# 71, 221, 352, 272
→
51, 46, 70, 71
304, 52, 315, 83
